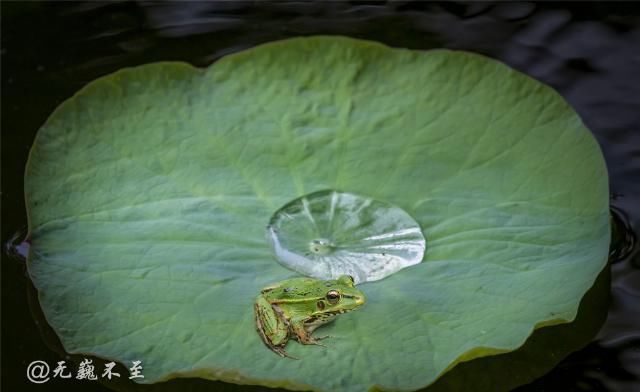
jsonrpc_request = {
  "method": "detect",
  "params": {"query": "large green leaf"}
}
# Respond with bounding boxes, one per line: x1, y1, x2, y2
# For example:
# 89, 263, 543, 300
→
25, 36, 610, 391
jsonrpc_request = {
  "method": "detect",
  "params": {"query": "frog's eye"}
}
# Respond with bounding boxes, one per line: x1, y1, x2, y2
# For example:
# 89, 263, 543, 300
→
326, 290, 341, 304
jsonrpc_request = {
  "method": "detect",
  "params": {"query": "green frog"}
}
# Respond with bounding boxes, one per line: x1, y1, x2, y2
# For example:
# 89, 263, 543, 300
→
254, 275, 365, 358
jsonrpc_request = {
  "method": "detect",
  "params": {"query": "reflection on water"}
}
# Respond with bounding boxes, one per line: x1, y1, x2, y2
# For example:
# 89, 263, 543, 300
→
4, 227, 29, 262
2, 1, 639, 391
610, 206, 636, 264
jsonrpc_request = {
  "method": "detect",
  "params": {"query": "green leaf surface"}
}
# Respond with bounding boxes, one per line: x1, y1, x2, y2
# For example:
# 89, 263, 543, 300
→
25, 36, 610, 391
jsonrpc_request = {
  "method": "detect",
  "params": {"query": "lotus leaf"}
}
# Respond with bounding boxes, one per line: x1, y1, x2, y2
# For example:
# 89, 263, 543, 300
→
25, 36, 610, 391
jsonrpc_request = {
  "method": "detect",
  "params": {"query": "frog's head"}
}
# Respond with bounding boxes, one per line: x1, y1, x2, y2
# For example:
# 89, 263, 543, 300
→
312, 275, 365, 316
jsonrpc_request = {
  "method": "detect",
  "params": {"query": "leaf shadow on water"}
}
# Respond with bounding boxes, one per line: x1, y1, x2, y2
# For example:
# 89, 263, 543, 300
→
26, 262, 609, 392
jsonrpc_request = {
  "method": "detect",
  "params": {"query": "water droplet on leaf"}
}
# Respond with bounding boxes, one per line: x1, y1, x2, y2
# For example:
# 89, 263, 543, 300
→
267, 190, 426, 283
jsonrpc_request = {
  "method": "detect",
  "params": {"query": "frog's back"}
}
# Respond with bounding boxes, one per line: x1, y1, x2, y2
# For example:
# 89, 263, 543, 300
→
265, 277, 325, 300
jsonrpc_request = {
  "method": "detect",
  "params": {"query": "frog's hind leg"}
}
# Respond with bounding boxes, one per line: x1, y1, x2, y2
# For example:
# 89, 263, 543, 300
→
254, 299, 298, 359
273, 345, 298, 360
258, 336, 298, 359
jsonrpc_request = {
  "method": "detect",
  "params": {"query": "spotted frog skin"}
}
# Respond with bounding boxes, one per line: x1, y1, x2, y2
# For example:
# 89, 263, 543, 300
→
254, 275, 365, 358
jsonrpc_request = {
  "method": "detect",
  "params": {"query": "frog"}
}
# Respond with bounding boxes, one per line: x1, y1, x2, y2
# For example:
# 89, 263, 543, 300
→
254, 275, 365, 358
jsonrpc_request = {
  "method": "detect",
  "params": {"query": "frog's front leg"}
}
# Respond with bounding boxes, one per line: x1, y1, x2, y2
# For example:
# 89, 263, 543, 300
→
290, 318, 327, 347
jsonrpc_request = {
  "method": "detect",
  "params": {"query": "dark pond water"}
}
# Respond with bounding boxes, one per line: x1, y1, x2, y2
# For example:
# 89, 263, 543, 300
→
2, 2, 639, 391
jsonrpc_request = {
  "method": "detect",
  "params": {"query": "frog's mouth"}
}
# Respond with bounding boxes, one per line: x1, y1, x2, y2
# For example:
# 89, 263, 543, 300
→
343, 293, 365, 307
309, 309, 348, 321
323, 304, 363, 316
